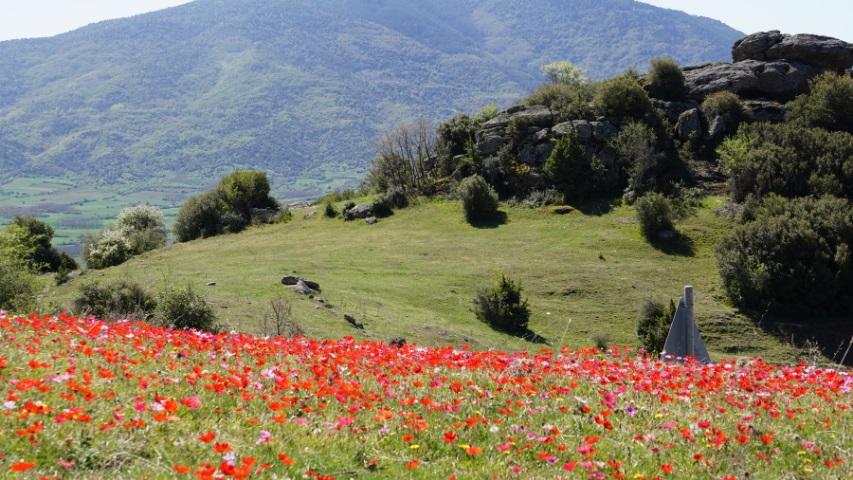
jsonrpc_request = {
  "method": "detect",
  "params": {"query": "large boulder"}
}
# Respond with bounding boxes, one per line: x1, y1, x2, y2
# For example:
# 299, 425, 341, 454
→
733, 31, 853, 71
675, 108, 702, 141
511, 105, 555, 127
343, 204, 373, 220
743, 100, 788, 123
684, 60, 817, 100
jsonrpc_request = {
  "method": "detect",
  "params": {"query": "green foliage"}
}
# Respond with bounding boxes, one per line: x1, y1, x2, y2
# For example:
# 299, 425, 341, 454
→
545, 133, 590, 195
717, 195, 853, 311
788, 72, 853, 133
0, 216, 75, 273
513, 189, 564, 208
474, 104, 499, 123
473, 274, 530, 334
593, 74, 654, 124
0, 256, 37, 312
635, 192, 675, 239
457, 175, 498, 223
217, 171, 279, 220
717, 123, 853, 202
701, 91, 747, 122
317, 189, 360, 205
646, 58, 686, 100
373, 186, 410, 217
637, 299, 675, 354
72, 281, 157, 320
523, 82, 596, 119
611, 121, 661, 197
174, 190, 224, 242
323, 202, 338, 218
541, 61, 588, 86
155, 285, 217, 332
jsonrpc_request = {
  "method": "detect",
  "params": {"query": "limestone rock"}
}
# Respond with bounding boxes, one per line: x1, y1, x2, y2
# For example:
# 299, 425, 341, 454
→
684, 60, 817, 100
675, 108, 702, 141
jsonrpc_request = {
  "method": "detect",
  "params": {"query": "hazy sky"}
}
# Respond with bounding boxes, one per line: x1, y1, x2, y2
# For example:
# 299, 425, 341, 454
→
0, 0, 849, 42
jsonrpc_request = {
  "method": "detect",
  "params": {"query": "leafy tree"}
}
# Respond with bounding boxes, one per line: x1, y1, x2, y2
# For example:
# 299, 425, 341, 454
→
541, 61, 588, 86
635, 192, 675, 239
474, 274, 530, 333
646, 58, 685, 100
545, 133, 588, 194
217, 170, 279, 220
0, 256, 37, 312
611, 121, 660, 197
174, 190, 225, 242
115, 205, 167, 254
637, 299, 675, 354
0, 216, 76, 272
83, 229, 133, 270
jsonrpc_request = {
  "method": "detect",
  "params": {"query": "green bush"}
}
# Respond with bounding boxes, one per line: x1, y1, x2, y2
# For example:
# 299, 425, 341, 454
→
788, 72, 853, 133
717, 195, 853, 311
217, 170, 279, 220
173, 190, 224, 242
323, 202, 338, 218
155, 286, 217, 331
701, 91, 747, 122
637, 299, 675, 354
541, 61, 588, 86
646, 58, 686, 100
457, 175, 499, 223
474, 274, 530, 333
220, 210, 248, 234
593, 74, 654, 124
611, 121, 661, 197
0, 256, 37, 312
73, 281, 156, 320
635, 192, 675, 239
717, 123, 853, 202
523, 83, 596, 119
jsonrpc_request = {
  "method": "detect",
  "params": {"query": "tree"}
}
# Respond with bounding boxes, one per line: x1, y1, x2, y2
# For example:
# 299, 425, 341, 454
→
217, 170, 279, 220
173, 191, 224, 242
541, 61, 588, 86
0, 216, 75, 272
457, 175, 499, 223
367, 119, 437, 192
474, 274, 530, 333
593, 74, 654, 124
646, 58, 686, 100
788, 72, 853, 133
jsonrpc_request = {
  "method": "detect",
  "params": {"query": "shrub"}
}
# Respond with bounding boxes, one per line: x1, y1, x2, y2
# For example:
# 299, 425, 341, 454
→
155, 286, 216, 331
457, 175, 499, 223
115, 205, 167, 254
646, 58, 686, 100
220, 210, 248, 234
635, 192, 675, 239
717, 195, 853, 311
474, 274, 530, 333
381, 186, 410, 209
173, 190, 224, 242
0, 256, 37, 311
788, 72, 853, 133
517, 188, 564, 208
611, 121, 660, 197
83, 229, 133, 270
523, 83, 596, 119
637, 299, 675, 354
593, 74, 654, 124
701, 91, 747, 123
217, 170, 279, 220
717, 123, 853, 202
73, 281, 157, 320
323, 202, 338, 218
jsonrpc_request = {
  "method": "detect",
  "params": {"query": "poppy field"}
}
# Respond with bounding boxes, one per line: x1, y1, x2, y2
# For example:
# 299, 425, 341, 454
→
0, 312, 850, 479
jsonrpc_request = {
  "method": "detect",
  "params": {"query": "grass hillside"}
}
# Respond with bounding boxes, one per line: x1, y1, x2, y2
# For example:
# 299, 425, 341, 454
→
50, 197, 810, 364
0, 0, 742, 245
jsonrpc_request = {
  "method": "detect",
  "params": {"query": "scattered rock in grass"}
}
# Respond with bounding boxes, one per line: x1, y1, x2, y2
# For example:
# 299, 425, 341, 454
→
548, 205, 574, 215
365, 216, 378, 225
294, 280, 315, 295
282, 276, 320, 291
344, 314, 365, 329
207, 282, 217, 286
389, 337, 406, 348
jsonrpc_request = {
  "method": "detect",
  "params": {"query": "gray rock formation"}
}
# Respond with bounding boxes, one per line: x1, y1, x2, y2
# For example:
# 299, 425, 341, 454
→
675, 108, 702, 141
733, 31, 853, 71
282, 276, 320, 291
743, 100, 788, 123
684, 60, 817, 100
343, 204, 373, 220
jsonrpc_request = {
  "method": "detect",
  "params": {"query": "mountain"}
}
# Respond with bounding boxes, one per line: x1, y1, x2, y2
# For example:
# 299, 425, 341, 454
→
0, 0, 742, 198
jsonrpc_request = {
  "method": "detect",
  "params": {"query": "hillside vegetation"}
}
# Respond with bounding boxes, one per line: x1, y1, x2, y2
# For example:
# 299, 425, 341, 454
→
49, 197, 812, 363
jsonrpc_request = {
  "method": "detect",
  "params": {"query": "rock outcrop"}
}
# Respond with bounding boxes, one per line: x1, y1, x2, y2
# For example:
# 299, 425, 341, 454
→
684, 31, 852, 101
733, 31, 853, 71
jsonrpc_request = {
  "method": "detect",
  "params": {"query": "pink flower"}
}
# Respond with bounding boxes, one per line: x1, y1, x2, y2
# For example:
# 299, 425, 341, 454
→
180, 396, 202, 410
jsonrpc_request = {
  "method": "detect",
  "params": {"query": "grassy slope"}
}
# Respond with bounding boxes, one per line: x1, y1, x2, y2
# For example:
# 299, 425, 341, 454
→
50, 197, 803, 362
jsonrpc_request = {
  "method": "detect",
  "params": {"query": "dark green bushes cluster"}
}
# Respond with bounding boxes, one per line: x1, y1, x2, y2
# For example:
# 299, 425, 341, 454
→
717, 195, 853, 311
73, 281, 217, 331
718, 123, 853, 202
174, 171, 279, 242
645, 58, 686, 101
522, 83, 596, 120
0, 257, 37, 312
457, 175, 498, 223
0, 216, 77, 273
474, 274, 530, 334
593, 73, 655, 125
788, 72, 853, 133
544, 133, 608, 198
637, 299, 675, 354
